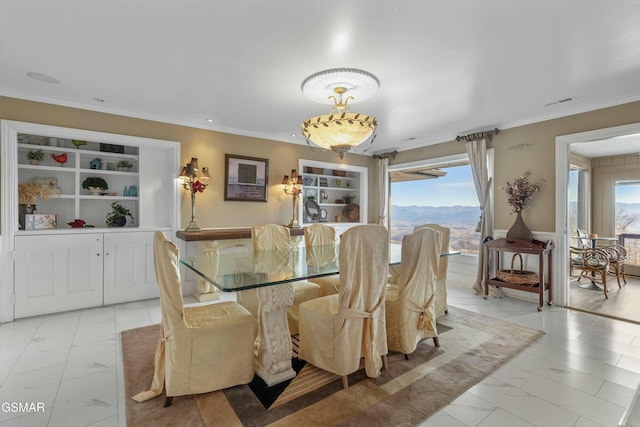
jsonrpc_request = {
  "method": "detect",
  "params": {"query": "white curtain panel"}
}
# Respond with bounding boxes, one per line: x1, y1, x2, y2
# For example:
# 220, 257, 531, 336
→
376, 156, 390, 226
465, 138, 503, 297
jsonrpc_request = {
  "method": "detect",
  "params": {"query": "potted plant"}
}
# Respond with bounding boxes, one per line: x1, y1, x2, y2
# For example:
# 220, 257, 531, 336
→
117, 160, 133, 171
27, 149, 45, 165
82, 177, 108, 195
106, 201, 134, 227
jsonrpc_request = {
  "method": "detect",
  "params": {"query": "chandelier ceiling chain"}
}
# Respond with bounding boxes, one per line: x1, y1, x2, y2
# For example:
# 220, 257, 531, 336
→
301, 68, 379, 159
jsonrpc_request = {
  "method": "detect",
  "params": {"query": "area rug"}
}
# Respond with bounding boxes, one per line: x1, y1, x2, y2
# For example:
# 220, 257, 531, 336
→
123, 306, 544, 426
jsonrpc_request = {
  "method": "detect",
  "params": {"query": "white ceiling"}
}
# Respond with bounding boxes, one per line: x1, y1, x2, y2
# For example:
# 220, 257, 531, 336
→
2, 1, 640, 156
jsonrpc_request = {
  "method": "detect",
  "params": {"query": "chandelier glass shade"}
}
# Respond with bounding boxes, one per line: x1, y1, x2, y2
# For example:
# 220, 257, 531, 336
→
301, 68, 379, 159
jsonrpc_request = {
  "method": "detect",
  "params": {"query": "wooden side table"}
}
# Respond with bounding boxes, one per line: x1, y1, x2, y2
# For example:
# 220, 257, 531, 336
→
483, 237, 554, 311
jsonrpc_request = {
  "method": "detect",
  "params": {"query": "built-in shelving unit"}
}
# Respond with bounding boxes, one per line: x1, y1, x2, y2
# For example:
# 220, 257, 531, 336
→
16, 138, 140, 229
1, 120, 180, 321
298, 159, 368, 226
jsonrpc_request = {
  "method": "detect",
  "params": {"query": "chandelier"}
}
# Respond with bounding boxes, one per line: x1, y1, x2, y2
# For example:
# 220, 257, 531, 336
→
301, 68, 379, 159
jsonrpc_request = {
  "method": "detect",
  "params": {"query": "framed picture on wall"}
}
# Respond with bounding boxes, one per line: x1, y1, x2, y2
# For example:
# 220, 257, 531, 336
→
224, 154, 269, 202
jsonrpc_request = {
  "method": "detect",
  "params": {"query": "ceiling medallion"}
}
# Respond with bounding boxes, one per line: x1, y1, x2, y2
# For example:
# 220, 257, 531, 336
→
301, 68, 379, 158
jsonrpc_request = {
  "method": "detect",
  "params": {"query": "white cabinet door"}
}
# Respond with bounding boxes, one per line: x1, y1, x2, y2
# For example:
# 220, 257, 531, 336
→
14, 234, 104, 318
103, 231, 157, 305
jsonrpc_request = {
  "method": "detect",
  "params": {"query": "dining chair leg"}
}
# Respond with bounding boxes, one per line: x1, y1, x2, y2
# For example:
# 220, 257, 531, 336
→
433, 336, 440, 347
614, 265, 622, 287
601, 271, 608, 299
622, 265, 627, 284
341, 376, 349, 389
382, 354, 388, 370
404, 354, 409, 361
164, 396, 173, 408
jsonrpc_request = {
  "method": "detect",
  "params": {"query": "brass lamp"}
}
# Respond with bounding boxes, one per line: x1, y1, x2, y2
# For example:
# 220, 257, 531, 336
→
282, 169, 303, 228
180, 157, 210, 232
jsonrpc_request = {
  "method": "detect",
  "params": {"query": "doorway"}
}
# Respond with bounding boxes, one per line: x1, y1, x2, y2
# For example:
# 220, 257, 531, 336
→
556, 123, 640, 322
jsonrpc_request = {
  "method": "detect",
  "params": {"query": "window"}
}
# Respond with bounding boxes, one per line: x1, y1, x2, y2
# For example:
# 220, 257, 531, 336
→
389, 163, 481, 254
569, 166, 588, 235
614, 180, 640, 235
615, 180, 640, 268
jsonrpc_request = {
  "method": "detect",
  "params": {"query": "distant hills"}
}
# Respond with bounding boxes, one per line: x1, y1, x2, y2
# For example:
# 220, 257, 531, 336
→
391, 205, 480, 226
393, 202, 640, 233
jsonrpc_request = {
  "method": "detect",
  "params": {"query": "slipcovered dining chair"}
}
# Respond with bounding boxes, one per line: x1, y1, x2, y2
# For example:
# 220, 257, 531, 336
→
389, 223, 450, 317
132, 231, 255, 407
386, 227, 442, 358
305, 223, 340, 297
237, 224, 320, 335
299, 224, 389, 389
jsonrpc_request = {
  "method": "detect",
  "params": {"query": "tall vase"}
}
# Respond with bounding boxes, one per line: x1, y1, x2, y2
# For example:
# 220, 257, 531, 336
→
506, 210, 533, 242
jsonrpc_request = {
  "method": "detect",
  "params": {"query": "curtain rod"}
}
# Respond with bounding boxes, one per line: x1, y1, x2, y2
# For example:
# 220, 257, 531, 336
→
373, 150, 397, 160
455, 128, 501, 142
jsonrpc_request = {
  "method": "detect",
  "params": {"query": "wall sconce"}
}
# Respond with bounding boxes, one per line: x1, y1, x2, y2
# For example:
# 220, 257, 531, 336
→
180, 157, 210, 232
282, 169, 303, 228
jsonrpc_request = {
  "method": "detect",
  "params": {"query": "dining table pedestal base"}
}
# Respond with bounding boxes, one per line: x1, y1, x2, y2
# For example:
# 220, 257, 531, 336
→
253, 284, 297, 387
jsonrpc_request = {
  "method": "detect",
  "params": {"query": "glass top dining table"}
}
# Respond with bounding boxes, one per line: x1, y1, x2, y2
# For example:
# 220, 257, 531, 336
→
180, 243, 404, 292
179, 240, 458, 386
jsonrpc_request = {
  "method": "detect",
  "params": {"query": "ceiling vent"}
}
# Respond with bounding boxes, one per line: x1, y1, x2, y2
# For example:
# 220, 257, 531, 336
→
544, 96, 575, 107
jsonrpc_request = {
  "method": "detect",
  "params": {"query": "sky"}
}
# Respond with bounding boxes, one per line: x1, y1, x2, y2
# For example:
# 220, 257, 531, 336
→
393, 165, 639, 207
390, 164, 479, 207
615, 181, 640, 204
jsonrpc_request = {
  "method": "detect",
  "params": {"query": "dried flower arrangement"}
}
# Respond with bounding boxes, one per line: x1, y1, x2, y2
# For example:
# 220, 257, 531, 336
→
501, 171, 544, 213
18, 182, 59, 204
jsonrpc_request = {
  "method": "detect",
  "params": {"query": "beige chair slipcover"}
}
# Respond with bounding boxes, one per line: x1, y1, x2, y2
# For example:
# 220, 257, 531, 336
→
236, 224, 320, 335
386, 227, 442, 355
299, 224, 389, 388
132, 231, 255, 404
305, 223, 341, 297
390, 223, 450, 317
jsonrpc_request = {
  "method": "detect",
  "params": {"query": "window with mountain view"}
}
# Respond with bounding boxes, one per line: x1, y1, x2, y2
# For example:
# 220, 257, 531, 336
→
389, 163, 481, 255
615, 180, 640, 267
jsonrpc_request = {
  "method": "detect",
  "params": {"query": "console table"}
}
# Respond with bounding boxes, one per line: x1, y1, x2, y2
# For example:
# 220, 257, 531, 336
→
482, 237, 554, 311
176, 227, 304, 241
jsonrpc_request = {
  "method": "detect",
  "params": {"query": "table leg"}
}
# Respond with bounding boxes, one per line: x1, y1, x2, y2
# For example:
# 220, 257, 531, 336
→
254, 284, 296, 386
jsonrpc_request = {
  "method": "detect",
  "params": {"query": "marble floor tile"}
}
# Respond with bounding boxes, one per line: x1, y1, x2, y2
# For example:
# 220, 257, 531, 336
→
419, 411, 468, 427
11, 335, 73, 375
441, 391, 496, 426
521, 371, 625, 426
48, 371, 117, 427
477, 408, 536, 427
0, 363, 64, 422
469, 376, 580, 426
61, 338, 116, 382
509, 351, 605, 395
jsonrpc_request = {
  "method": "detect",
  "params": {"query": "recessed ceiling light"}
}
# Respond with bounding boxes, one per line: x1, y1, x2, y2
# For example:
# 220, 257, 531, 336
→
206, 118, 214, 123
26, 72, 60, 84
290, 133, 296, 137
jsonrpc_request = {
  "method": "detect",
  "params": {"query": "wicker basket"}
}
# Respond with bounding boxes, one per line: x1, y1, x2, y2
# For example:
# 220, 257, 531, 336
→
332, 170, 346, 177
496, 253, 539, 286
306, 167, 324, 174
